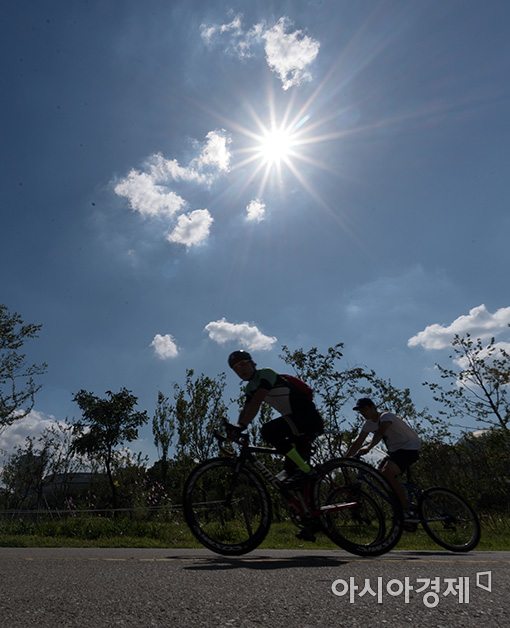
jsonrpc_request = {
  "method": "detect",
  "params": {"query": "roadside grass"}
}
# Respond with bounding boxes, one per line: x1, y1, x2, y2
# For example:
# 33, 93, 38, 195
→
1, 516, 509, 551
261, 521, 510, 552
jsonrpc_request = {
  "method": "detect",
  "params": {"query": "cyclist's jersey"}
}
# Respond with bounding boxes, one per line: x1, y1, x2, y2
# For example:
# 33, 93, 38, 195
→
362, 412, 421, 452
244, 368, 313, 417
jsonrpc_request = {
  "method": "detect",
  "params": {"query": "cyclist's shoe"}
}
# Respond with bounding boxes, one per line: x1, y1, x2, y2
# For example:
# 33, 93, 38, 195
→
403, 509, 420, 523
403, 509, 419, 532
296, 527, 317, 542
281, 468, 318, 489
296, 521, 321, 542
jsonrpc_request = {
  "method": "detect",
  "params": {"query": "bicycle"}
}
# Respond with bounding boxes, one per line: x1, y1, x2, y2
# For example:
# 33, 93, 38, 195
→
402, 471, 481, 552
356, 452, 481, 553
182, 430, 403, 557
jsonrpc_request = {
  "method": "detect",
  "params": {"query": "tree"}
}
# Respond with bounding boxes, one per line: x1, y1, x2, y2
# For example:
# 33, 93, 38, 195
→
0, 304, 47, 431
280, 343, 444, 458
174, 369, 228, 462
279, 343, 377, 458
424, 333, 510, 431
2, 441, 47, 509
1, 422, 86, 509
152, 391, 175, 484
71, 388, 148, 508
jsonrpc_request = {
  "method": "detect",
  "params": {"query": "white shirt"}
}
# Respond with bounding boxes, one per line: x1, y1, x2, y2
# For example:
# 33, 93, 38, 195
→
362, 412, 421, 452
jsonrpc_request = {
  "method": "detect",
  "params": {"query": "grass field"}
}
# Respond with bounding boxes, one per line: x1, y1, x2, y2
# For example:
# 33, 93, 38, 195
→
0, 516, 508, 551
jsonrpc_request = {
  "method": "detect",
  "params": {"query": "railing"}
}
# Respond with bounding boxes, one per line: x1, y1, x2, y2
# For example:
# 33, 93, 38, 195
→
0, 504, 183, 520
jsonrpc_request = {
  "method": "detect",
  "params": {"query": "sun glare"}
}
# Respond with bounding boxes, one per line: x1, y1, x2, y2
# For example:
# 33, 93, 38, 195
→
225, 93, 343, 200
258, 127, 294, 164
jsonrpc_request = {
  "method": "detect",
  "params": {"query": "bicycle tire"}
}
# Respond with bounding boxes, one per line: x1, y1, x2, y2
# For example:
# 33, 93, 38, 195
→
314, 458, 403, 556
418, 487, 481, 552
183, 457, 272, 556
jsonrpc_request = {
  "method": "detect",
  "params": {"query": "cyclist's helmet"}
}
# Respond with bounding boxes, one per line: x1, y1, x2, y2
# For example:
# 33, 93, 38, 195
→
228, 350, 252, 368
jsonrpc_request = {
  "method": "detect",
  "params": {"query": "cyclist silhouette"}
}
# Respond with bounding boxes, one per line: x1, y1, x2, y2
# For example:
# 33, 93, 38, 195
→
227, 350, 324, 485
346, 397, 421, 520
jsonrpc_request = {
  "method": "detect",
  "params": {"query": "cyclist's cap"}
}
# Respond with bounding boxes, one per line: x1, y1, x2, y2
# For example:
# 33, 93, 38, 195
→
228, 350, 253, 368
353, 397, 375, 411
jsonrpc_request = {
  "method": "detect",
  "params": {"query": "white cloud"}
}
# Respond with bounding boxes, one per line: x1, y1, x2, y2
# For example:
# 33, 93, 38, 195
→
147, 154, 206, 185
167, 209, 213, 247
145, 131, 231, 190
200, 14, 263, 59
246, 198, 266, 222
114, 169, 186, 218
408, 304, 510, 350
200, 15, 319, 89
114, 130, 231, 247
262, 17, 320, 90
150, 334, 179, 359
190, 130, 232, 174
200, 24, 217, 45
205, 318, 277, 351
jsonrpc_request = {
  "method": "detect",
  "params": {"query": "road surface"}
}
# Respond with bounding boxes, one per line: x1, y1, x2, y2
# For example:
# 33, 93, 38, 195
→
0, 548, 508, 627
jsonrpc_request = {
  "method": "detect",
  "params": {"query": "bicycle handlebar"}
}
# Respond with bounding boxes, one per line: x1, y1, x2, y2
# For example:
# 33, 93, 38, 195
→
213, 429, 249, 447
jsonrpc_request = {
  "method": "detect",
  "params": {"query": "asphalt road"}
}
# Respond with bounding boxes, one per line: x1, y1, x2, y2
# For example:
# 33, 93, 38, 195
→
0, 548, 508, 627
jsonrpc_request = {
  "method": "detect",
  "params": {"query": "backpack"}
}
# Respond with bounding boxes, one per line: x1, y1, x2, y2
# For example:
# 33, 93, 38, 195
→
282, 374, 314, 401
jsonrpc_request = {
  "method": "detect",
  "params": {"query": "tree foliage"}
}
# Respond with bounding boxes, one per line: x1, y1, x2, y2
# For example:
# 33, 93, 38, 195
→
0, 304, 47, 430
279, 343, 440, 457
152, 391, 175, 483
1, 423, 86, 509
412, 428, 510, 515
71, 388, 148, 508
424, 333, 510, 431
173, 369, 228, 462
280, 343, 367, 415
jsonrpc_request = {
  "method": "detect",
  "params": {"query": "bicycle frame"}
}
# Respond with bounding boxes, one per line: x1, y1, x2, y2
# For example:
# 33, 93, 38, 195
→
220, 435, 362, 521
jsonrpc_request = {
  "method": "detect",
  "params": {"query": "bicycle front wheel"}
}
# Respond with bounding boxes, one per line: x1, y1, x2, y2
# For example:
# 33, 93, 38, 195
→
183, 458, 272, 556
314, 458, 403, 557
419, 487, 481, 552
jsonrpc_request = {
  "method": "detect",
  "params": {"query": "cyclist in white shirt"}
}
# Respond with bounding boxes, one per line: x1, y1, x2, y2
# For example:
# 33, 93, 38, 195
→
346, 397, 420, 520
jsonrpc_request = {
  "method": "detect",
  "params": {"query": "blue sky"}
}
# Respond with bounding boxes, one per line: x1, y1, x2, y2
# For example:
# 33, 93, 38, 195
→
1, 0, 509, 462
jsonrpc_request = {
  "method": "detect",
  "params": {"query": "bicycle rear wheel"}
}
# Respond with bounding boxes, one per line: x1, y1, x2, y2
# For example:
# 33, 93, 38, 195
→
419, 487, 481, 552
314, 458, 403, 556
183, 458, 272, 556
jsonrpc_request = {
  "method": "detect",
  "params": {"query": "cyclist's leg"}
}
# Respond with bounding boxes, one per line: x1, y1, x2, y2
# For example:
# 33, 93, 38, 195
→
286, 407, 324, 471
260, 416, 312, 473
380, 450, 419, 512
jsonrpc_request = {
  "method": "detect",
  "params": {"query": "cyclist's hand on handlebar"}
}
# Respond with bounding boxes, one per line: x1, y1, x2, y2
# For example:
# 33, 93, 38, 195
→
225, 423, 246, 441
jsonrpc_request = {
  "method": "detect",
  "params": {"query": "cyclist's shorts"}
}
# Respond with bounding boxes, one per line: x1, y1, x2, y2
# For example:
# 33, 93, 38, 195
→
386, 449, 420, 473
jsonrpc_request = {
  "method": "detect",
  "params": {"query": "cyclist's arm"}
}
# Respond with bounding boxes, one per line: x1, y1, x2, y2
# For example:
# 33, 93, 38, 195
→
364, 421, 391, 452
238, 388, 269, 429
345, 432, 368, 457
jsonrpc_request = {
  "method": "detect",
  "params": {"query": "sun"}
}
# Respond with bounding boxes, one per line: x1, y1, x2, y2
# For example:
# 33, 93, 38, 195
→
229, 112, 312, 196
257, 127, 295, 165
225, 96, 336, 198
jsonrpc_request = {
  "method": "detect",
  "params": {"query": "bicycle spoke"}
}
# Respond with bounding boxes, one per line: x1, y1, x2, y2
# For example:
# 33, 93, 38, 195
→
314, 459, 402, 556
183, 458, 271, 555
419, 487, 480, 552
